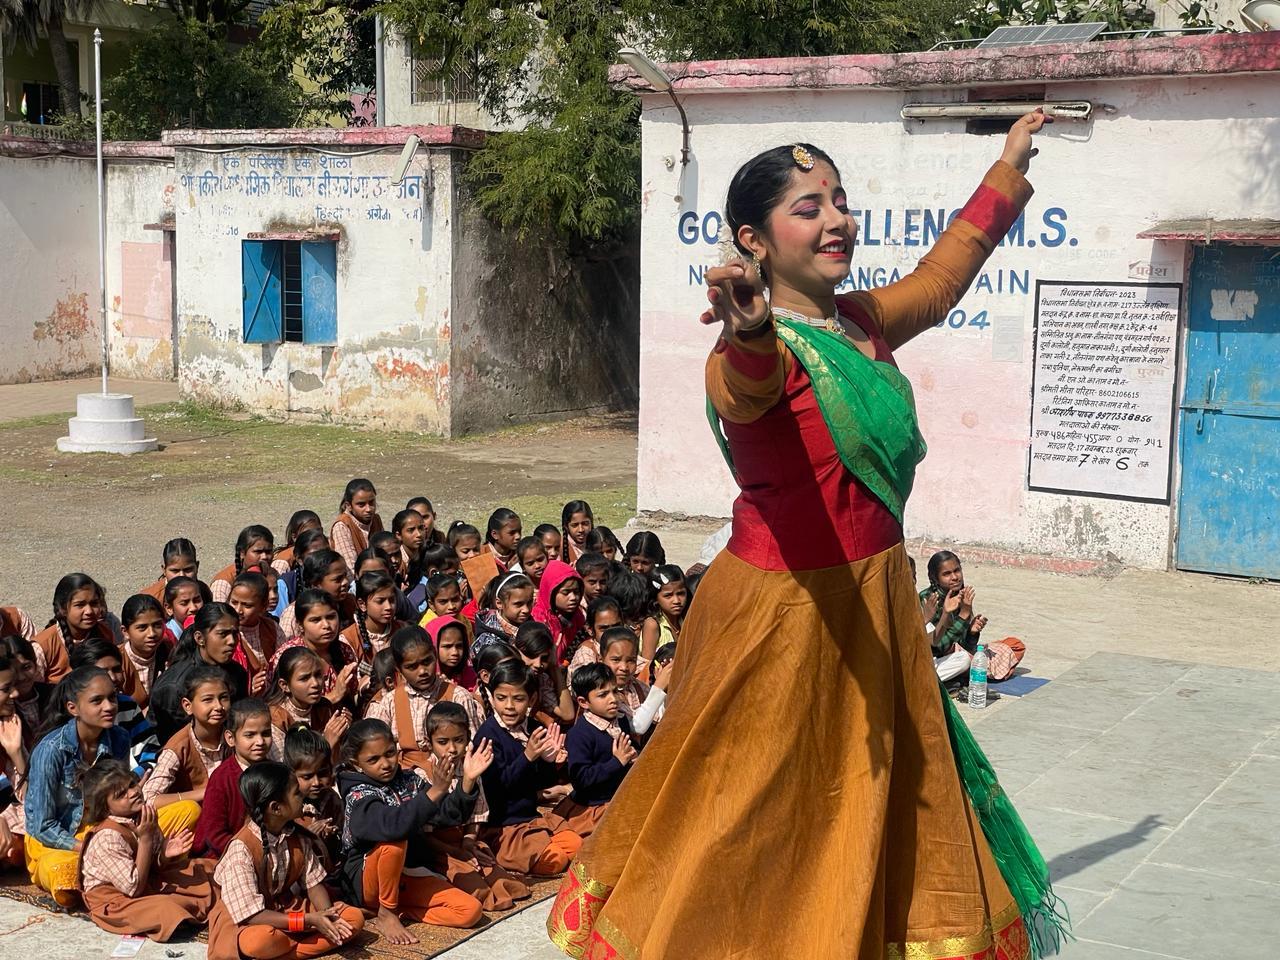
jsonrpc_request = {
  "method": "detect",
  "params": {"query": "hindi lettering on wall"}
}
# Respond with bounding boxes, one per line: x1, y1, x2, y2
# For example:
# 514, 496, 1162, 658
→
1028, 280, 1182, 503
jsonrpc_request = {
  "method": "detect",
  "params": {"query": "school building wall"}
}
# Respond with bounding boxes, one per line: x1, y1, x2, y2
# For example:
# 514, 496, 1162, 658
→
167, 128, 459, 434
0, 153, 100, 383
627, 34, 1280, 570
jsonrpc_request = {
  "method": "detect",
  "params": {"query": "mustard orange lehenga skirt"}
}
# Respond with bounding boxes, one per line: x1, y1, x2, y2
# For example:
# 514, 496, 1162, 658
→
547, 543, 1030, 960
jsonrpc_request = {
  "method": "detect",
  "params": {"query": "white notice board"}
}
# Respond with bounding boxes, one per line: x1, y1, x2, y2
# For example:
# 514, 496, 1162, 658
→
1028, 280, 1182, 503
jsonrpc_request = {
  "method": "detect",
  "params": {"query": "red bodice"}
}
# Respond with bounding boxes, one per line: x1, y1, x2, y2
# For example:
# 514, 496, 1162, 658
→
724, 306, 904, 572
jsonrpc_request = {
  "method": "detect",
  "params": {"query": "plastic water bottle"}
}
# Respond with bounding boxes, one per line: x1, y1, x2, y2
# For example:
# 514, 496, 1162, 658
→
969, 643, 988, 710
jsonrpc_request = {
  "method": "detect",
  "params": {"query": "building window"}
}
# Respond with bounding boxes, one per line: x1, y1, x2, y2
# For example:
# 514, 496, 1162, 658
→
20, 82, 61, 124
242, 239, 337, 344
411, 45, 477, 104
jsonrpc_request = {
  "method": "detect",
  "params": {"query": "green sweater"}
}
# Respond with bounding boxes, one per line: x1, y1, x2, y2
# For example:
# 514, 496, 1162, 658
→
919, 587, 972, 656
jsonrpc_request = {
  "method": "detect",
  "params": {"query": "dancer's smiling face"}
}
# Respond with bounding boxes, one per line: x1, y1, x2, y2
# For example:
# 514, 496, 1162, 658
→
739, 158, 857, 298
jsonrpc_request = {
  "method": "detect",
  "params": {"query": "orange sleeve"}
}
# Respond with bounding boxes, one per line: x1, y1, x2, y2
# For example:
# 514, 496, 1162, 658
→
705, 324, 793, 425
846, 160, 1033, 351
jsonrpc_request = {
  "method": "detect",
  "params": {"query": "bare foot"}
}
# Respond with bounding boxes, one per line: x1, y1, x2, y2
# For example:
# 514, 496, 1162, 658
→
372, 906, 418, 944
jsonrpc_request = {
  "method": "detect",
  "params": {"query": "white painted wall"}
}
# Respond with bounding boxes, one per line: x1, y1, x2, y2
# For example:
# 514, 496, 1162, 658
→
0, 155, 99, 383
636, 74, 1280, 568
173, 145, 454, 433
106, 160, 177, 380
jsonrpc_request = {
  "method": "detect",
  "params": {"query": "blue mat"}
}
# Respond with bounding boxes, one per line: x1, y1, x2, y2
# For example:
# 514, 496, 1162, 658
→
991, 674, 1050, 697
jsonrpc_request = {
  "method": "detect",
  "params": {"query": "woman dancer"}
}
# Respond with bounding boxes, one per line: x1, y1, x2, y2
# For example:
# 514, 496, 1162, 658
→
548, 113, 1062, 959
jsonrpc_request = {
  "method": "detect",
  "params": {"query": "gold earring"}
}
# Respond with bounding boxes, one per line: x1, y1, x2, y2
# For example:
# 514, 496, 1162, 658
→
751, 252, 764, 282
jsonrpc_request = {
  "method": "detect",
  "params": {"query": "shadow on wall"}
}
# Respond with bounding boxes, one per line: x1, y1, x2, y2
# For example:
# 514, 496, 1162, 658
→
450, 170, 641, 435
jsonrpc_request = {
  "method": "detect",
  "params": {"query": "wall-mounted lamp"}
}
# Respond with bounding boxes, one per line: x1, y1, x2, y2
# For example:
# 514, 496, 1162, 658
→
619, 45, 691, 166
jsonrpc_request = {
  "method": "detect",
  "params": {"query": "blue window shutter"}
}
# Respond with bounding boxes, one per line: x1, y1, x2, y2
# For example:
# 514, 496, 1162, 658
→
241, 240, 283, 343
300, 241, 337, 344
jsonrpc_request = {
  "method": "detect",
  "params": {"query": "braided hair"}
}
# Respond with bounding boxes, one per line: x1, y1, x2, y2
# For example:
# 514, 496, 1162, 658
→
354, 571, 396, 663
238, 761, 295, 885
49, 573, 104, 650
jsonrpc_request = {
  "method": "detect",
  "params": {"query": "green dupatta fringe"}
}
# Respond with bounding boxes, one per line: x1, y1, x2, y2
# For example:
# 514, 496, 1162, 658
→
940, 683, 1071, 958
705, 317, 926, 524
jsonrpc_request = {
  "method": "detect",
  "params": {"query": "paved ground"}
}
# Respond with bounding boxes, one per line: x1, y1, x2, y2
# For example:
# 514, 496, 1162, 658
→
0, 377, 180, 421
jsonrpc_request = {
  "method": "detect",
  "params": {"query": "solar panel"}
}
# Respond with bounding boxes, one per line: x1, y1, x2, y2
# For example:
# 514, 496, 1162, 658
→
977, 22, 1108, 48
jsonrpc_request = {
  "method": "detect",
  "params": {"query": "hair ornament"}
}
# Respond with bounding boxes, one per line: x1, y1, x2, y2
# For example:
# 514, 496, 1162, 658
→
791, 145, 816, 171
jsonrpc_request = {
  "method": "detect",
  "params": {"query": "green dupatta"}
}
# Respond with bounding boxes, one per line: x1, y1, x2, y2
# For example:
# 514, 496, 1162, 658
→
705, 315, 927, 524
706, 316, 1069, 957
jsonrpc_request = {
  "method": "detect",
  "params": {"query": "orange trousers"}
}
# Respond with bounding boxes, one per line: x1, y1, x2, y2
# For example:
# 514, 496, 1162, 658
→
236, 905, 364, 960
362, 841, 483, 928
533, 831, 583, 876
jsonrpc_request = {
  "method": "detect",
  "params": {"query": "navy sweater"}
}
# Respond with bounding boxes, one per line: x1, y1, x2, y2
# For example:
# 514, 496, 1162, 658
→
566, 714, 634, 807
473, 715, 562, 827
336, 767, 476, 904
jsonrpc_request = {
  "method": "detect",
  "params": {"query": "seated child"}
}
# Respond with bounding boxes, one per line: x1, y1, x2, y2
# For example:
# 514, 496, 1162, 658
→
283, 726, 343, 867
922, 550, 1025, 682
268, 647, 350, 760
533, 524, 562, 563
364, 626, 484, 768
431, 615, 478, 691
0, 652, 30, 866
227, 571, 281, 697
24, 666, 131, 905
192, 697, 273, 858
641, 565, 686, 661
471, 573, 535, 658
531, 561, 587, 663
513, 622, 575, 727
575, 552, 613, 612
336, 719, 483, 943
68, 639, 160, 793
418, 574, 468, 636
141, 665, 230, 831
210, 525, 275, 603
138, 537, 200, 602
560, 500, 594, 565
421, 702, 530, 911
599, 627, 666, 738
119, 594, 171, 709
331, 478, 383, 571
406, 497, 449, 547
162, 576, 206, 648
34, 573, 115, 683
340, 571, 403, 669
569, 596, 622, 682
483, 509, 523, 574
511, 536, 550, 588
473, 661, 581, 875
585, 527, 622, 562
207, 762, 364, 960
563, 663, 639, 831
472, 642, 518, 721
624, 532, 666, 578
77, 758, 216, 940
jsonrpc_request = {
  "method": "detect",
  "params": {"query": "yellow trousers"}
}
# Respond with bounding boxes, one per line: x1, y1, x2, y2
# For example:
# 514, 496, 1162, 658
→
26, 800, 201, 906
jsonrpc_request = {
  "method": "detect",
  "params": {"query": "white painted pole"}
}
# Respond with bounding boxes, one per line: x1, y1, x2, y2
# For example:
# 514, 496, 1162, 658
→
94, 28, 107, 396
374, 16, 385, 126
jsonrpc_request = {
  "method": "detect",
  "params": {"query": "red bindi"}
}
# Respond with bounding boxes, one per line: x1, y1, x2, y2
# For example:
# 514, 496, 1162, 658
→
821, 179, 828, 186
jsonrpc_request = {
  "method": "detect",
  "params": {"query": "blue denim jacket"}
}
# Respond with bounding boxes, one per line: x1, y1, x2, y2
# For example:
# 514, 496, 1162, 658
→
24, 718, 130, 850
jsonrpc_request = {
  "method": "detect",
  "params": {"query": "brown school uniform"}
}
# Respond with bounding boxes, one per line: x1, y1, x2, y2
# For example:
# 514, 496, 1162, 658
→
117, 648, 151, 711
269, 700, 335, 762
209, 562, 239, 603
79, 817, 217, 940
1, 605, 36, 640
337, 619, 404, 667
32, 620, 115, 683
206, 822, 362, 960
424, 780, 530, 912
273, 546, 295, 575
365, 676, 483, 770
237, 619, 282, 685
144, 726, 229, 803
140, 580, 167, 602
330, 512, 383, 566
460, 554, 500, 603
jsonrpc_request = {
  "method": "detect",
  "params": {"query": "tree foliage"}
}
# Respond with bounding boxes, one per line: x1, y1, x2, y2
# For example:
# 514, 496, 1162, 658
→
258, 0, 378, 122
95, 19, 308, 140
0, 0, 97, 117
375, 0, 972, 247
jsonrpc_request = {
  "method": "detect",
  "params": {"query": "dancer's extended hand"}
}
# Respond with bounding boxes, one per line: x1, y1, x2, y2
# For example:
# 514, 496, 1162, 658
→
700, 261, 769, 338
1000, 109, 1052, 174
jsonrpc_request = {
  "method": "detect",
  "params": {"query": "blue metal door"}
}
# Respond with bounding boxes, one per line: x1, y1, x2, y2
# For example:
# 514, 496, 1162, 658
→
1176, 245, 1280, 578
